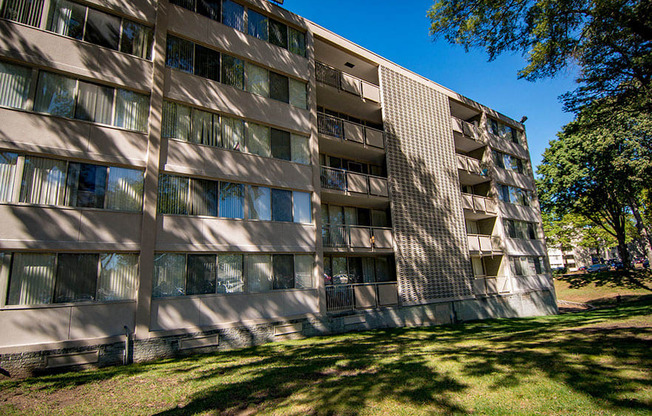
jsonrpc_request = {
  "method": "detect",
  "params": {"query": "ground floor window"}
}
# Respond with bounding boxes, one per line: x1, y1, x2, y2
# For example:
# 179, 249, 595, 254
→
323, 255, 395, 285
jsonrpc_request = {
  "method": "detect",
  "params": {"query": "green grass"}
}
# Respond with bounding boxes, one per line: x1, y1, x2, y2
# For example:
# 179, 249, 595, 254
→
1, 300, 651, 416
555, 270, 652, 305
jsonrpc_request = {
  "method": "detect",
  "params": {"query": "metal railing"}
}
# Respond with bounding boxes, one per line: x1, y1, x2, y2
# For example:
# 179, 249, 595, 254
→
317, 113, 385, 149
316, 61, 380, 102
461, 192, 497, 214
325, 281, 398, 312
320, 166, 389, 197
322, 224, 393, 249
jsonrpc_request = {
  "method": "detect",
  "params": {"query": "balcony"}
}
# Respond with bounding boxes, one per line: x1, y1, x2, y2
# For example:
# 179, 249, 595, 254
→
461, 193, 497, 220
322, 225, 393, 251
472, 276, 510, 296
467, 234, 502, 254
318, 113, 385, 149
316, 62, 380, 103
325, 282, 398, 312
452, 117, 485, 153
321, 166, 389, 198
457, 154, 488, 186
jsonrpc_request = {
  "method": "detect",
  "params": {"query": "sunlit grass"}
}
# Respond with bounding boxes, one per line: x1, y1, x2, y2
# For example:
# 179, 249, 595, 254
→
1, 298, 650, 416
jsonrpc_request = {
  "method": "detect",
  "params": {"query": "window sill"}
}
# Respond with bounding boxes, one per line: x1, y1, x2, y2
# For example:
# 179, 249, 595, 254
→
152, 287, 317, 301
0, 299, 136, 311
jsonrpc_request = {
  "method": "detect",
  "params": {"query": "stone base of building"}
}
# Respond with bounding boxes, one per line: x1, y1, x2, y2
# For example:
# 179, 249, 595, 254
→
0, 289, 557, 377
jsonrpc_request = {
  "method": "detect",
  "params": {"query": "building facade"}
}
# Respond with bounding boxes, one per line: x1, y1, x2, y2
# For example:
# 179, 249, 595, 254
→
0, 0, 556, 375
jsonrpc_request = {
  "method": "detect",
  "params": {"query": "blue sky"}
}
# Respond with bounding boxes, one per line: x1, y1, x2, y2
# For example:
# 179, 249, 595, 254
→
281, 0, 578, 171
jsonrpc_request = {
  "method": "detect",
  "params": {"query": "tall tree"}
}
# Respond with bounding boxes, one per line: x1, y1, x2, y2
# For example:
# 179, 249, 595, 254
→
427, 0, 652, 111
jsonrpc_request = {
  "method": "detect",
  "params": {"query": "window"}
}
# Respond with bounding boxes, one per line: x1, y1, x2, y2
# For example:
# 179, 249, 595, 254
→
105, 167, 143, 212
323, 255, 396, 284
153, 253, 186, 297
293, 191, 311, 224
294, 255, 313, 288
0, 61, 32, 110
197, 0, 220, 21
190, 178, 218, 216
221, 116, 244, 150
166, 35, 194, 73
221, 54, 244, 89
158, 174, 189, 215
65, 162, 107, 208
269, 72, 289, 103
289, 78, 307, 109
163, 101, 220, 146
48, 0, 85, 40
1, 0, 44, 27
194, 45, 221, 82
20, 157, 67, 205
246, 122, 271, 157
271, 188, 292, 222
222, 0, 244, 32
162, 101, 191, 141
5, 252, 138, 305
187, 254, 216, 295
219, 182, 244, 219
169, 0, 194, 12
247, 254, 272, 292
289, 27, 306, 57
269, 19, 287, 49
273, 254, 294, 289
75, 81, 114, 124
245, 62, 269, 97
291, 134, 309, 165
34, 71, 76, 118
0, 152, 18, 202
247, 185, 271, 221
271, 128, 291, 160
84, 8, 120, 50
247, 9, 268, 41
113, 89, 149, 132
217, 254, 243, 293
120, 20, 153, 60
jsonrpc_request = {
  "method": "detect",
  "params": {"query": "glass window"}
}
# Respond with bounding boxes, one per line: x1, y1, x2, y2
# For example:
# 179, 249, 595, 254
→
513, 257, 524, 276
288, 27, 306, 57
66, 162, 107, 208
158, 174, 189, 215
289, 78, 307, 109
247, 185, 271, 221
48, 0, 85, 40
1, 0, 44, 27
75, 81, 114, 124
269, 72, 289, 103
221, 54, 244, 89
247, 254, 272, 292
194, 45, 220, 82
293, 191, 311, 224
166, 35, 194, 73
162, 101, 191, 141
6, 253, 56, 305
219, 182, 244, 219
245, 62, 269, 97
34, 71, 76, 118
291, 134, 309, 165
527, 222, 537, 239
217, 254, 243, 293
197, 0, 220, 21
272, 188, 292, 222
221, 116, 243, 150
375, 256, 394, 282
120, 20, 153, 60
190, 178, 218, 216
169, 0, 194, 11
190, 108, 215, 145
221, 0, 244, 32
84, 8, 120, 50
247, 9, 268, 41
273, 254, 294, 289
187, 254, 216, 295
105, 167, 143, 212
271, 128, 291, 160
331, 256, 347, 284
0, 152, 18, 202
269, 19, 287, 49
97, 253, 138, 301
0, 61, 32, 110
153, 253, 186, 297
54, 253, 99, 303
246, 122, 271, 157
294, 255, 313, 288
362, 257, 375, 283
113, 89, 149, 132
20, 156, 67, 205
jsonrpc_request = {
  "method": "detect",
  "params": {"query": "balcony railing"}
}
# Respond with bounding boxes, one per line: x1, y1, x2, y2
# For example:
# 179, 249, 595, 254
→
451, 117, 482, 142
322, 225, 393, 249
467, 234, 502, 253
473, 276, 510, 296
325, 282, 398, 312
320, 166, 389, 197
461, 193, 497, 214
456, 154, 486, 176
316, 61, 381, 103
317, 113, 385, 149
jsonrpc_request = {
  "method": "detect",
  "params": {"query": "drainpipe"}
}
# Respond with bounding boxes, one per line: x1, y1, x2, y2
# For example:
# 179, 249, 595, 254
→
123, 326, 131, 365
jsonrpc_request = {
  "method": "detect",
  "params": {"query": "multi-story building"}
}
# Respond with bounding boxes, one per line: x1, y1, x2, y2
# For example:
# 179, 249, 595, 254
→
0, 0, 556, 374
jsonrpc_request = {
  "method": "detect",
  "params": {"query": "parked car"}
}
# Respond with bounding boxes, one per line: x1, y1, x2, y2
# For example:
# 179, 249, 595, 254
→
612, 262, 624, 270
587, 264, 610, 273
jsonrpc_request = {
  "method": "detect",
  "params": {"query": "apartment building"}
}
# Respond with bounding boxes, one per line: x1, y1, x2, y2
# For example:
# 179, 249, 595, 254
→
0, 0, 556, 374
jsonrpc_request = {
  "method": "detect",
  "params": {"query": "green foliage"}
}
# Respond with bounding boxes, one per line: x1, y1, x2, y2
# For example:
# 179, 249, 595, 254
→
428, 0, 652, 111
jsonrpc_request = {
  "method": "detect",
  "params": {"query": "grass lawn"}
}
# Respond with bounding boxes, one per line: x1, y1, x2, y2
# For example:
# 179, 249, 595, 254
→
1, 298, 651, 416
555, 270, 652, 305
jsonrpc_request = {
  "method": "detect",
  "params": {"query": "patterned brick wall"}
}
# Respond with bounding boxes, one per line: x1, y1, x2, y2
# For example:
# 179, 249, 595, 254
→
380, 67, 474, 304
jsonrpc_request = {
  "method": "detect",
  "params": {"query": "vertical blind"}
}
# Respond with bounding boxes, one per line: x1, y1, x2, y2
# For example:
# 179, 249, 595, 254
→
1, 0, 44, 26
7, 253, 56, 305
246, 254, 272, 292
97, 253, 138, 301
20, 156, 67, 205
105, 167, 144, 212
0, 152, 18, 202
0, 61, 32, 110
217, 254, 243, 293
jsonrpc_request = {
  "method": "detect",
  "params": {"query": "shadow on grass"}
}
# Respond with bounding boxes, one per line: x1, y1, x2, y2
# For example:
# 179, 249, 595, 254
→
558, 270, 652, 291
3, 300, 651, 415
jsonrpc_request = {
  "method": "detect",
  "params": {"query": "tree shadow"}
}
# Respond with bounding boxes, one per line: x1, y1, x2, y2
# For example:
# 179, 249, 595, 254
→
558, 270, 652, 291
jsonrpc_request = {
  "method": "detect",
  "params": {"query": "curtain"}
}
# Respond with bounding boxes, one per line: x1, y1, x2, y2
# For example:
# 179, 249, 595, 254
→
105, 167, 143, 211
6, 253, 56, 305
1, 0, 44, 27
20, 156, 67, 205
221, 116, 243, 150
247, 185, 271, 221
114, 89, 149, 132
362, 257, 375, 283
289, 78, 307, 109
294, 255, 313, 289
186, 254, 217, 295
54, 253, 99, 303
47, 0, 85, 40
246, 122, 270, 157
120, 20, 153, 60
190, 108, 213, 145
245, 62, 269, 97
152, 253, 186, 297
217, 254, 243, 293
291, 134, 309, 165
0, 152, 18, 202
157, 174, 189, 215
246, 254, 272, 292
0, 61, 32, 110
75, 81, 114, 124
97, 253, 138, 301
293, 191, 311, 224
219, 182, 243, 219
34, 71, 76, 118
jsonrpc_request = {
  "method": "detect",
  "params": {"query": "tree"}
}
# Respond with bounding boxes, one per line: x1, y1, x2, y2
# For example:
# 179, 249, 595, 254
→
427, 0, 652, 111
